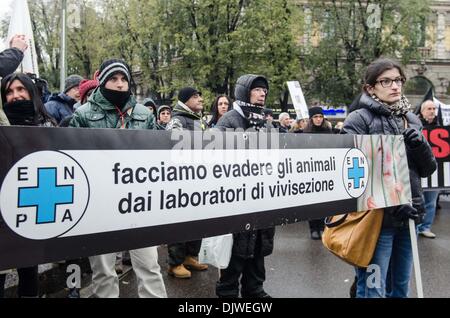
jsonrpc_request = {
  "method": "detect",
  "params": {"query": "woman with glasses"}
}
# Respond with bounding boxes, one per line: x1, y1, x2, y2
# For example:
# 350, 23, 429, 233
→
342, 58, 436, 298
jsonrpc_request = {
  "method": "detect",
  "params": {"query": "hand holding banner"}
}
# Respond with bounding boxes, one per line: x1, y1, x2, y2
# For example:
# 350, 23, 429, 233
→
6, 0, 39, 76
0, 127, 412, 270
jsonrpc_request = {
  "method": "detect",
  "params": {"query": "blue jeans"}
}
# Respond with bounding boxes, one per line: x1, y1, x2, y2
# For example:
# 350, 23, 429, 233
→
356, 226, 413, 298
418, 191, 439, 232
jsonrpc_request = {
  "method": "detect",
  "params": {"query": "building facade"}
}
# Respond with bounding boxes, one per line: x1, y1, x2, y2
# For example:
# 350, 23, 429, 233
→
405, 0, 450, 105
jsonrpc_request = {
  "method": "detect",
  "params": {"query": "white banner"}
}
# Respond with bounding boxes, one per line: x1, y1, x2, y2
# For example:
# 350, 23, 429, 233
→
6, 0, 39, 76
1, 148, 374, 240
435, 97, 450, 126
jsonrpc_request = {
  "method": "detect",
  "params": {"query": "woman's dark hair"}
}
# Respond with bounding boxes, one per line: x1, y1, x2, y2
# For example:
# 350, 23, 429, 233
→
363, 58, 406, 92
208, 95, 232, 127
1, 73, 56, 125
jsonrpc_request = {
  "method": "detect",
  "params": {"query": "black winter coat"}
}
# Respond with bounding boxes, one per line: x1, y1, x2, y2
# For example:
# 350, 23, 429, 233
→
0, 48, 23, 78
215, 107, 275, 258
216, 109, 251, 131
342, 93, 437, 228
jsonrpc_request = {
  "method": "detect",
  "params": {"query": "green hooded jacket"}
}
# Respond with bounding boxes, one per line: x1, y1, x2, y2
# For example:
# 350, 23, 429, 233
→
69, 88, 155, 129
0, 99, 10, 126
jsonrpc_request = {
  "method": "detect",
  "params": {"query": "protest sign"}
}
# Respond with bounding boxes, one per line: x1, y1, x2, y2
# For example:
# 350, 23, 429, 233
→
0, 127, 411, 269
421, 126, 450, 190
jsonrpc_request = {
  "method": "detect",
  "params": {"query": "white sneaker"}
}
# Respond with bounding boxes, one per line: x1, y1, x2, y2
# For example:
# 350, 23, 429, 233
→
419, 231, 436, 239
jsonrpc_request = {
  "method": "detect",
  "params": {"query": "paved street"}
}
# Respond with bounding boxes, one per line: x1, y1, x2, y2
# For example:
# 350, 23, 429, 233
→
115, 198, 450, 298
4, 198, 450, 298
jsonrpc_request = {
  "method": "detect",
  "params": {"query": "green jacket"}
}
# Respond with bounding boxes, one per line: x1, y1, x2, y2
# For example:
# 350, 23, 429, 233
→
0, 99, 10, 126
70, 88, 155, 129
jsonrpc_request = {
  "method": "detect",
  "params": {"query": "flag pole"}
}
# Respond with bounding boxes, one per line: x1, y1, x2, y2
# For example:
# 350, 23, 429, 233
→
409, 219, 424, 298
60, 0, 67, 92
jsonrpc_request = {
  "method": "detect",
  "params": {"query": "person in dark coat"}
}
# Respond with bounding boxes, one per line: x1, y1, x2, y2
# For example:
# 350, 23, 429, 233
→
0, 73, 56, 298
165, 87, 209, 279
278, 112, 291, 133
417, 97, 440, 239
0, 34, 28, 126
143, 97, 158, 115
45, 74, 83, 124
155, 105, 172, 130
167, 87, 207, 131
215, 74, 274, 298
208, 95, 232, 128
303, 106, 332, 239
342, 58, 437, 298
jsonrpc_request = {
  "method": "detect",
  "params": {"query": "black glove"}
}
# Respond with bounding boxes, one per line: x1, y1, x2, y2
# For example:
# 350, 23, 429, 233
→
392, 204, 423, 225
403, 128, 424, 148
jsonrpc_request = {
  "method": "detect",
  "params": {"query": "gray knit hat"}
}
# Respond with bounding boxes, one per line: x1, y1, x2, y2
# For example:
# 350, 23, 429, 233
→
64, 75, 83, 93
97, 59, 131, 87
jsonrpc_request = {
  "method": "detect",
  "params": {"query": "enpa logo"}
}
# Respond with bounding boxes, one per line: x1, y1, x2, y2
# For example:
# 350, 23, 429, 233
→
0, 151, 90, 240
342, 148, 369, 198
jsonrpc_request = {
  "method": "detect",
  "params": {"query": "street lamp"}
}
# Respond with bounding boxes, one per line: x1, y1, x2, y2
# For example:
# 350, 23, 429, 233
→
60, 0, 67, 92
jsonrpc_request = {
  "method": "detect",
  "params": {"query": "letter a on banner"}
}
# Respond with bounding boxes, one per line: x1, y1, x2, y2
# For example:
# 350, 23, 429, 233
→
6, 0, 40, 76
287, 81, 309, 119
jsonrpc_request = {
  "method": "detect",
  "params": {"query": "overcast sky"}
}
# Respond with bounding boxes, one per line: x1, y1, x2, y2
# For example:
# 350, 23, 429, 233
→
0, 0, 15, 50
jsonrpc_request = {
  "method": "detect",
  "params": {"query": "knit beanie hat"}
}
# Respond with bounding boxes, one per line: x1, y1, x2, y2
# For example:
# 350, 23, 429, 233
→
79, 79, 99, 102
308, 106, 324, 118
97, 59, 131, 87
64, 75, 83, 93
250, 78, 268, 90
178, 87, 201, 104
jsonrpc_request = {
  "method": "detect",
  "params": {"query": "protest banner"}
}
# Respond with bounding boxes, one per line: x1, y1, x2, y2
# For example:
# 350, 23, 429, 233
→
0, 127, 411, 270
421, 126, 450, 190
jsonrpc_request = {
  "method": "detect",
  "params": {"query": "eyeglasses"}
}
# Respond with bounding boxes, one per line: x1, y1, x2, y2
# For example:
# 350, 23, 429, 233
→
375, 77, 406, 88
252, 87, 268, 94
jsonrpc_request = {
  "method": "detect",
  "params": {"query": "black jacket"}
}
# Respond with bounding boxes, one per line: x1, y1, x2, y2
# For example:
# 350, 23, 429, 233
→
342, 93, 437, 228
0, 48, 23, 78
215, 109, 250, 131
214, 104, 275, 258
303, 120, 332, 134
419, 114, 440, 130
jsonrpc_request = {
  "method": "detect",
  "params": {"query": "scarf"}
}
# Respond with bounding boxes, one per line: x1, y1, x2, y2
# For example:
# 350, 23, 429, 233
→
3, 100, 37, 126
235, 100, 266, 130
100, 87, 131, 110
371, 94, 411, 116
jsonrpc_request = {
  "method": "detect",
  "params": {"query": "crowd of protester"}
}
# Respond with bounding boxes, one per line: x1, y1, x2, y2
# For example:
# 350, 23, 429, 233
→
0, 33, 443, 298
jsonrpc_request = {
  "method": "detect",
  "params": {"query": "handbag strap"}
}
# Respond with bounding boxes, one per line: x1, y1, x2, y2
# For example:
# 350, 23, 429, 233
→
324, 214, 348, 228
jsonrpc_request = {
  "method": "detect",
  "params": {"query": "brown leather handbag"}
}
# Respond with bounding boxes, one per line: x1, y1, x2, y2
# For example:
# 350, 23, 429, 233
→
322, 209, 384, 268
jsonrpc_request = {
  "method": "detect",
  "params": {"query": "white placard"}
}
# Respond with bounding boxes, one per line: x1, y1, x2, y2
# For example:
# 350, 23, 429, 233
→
6, 0, 39, 76
287, 81, 309, 119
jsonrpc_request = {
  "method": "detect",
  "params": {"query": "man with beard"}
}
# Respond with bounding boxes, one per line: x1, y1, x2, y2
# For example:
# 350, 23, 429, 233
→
214, 74, 274, 298
70, 59, 166, 298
